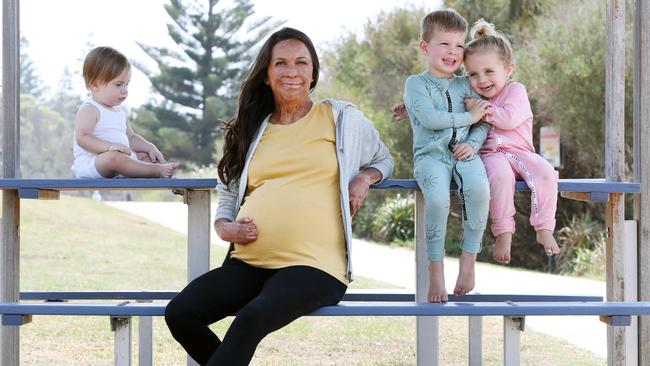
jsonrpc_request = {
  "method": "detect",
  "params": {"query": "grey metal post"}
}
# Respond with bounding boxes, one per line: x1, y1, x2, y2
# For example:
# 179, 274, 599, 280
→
503, 317, 524, 366
185, 190, 211, 281
633, 0, 650, 363
468, 316, 483, 366
136, 299, 153, 366
111, 317, 132, 366
415, 191, 438, 365
185, 189, 211, 366
1, 0, 21, 365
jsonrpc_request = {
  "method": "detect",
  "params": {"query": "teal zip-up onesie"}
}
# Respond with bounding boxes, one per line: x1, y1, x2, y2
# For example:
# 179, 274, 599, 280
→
403, 71, 490, 261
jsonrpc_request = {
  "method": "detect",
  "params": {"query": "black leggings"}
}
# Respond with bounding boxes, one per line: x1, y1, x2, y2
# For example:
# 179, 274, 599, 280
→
165, 257, 347, 365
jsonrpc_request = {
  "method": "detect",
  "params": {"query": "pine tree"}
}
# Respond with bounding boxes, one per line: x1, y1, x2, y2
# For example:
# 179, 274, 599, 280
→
133, 0, 279, 166
20, 37, 46, 100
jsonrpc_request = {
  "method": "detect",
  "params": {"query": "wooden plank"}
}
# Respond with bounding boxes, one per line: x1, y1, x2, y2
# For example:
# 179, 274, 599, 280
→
633, 0, 650, 363
624, 221, 638, 366
16, 189, 60, 200
415, 191, 438, 366
1, 0, 21, 364
606, 0, 627, 363
1, 190, 20, 366
600, 315, 632, 327
607, 194, 627, 365
606, 0, 627, 182
560, 192, 593, 202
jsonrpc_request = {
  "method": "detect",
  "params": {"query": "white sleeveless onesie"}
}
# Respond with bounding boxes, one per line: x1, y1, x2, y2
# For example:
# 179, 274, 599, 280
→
71, 99, 134, 178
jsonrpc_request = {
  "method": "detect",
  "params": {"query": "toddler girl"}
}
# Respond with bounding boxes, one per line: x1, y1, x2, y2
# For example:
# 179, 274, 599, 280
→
463, 19, 560, 264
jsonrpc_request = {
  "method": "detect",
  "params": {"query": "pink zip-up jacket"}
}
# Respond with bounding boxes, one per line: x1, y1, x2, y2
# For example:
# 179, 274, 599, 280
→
479, 82, 536, 154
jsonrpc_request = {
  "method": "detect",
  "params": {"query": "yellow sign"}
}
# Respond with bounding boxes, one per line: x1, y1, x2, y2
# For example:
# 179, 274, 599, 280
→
540, 126, 561, 168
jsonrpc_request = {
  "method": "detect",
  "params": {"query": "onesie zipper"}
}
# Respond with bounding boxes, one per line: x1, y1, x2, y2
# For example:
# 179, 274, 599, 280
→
446, 90, 457, 150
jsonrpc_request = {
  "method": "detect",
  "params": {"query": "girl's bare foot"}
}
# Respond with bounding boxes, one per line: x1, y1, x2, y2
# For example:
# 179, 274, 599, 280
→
536, 229, 560, 256
427, 261, 448, 303
493, 232, 513, 264
157, 163, 178, 178
454, 251, 477, 296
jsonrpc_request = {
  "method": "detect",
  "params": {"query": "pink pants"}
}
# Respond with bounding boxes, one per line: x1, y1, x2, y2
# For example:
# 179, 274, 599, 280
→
481, 150, 557, 236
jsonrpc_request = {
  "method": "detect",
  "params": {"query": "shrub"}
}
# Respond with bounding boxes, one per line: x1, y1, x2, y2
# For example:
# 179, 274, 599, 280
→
555, 214, 606, 278
372, 194, 415, 245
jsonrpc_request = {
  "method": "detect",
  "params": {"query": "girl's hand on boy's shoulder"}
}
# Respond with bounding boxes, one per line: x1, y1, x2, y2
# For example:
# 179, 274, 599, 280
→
453, 143, 475, 161
466, 100, 491, 123
464, 98, 481, 110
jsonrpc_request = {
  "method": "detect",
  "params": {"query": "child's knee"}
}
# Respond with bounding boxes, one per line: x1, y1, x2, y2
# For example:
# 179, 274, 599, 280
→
467, 181, 490, 205
102, 150, 127, 165
424, 193, 450, 212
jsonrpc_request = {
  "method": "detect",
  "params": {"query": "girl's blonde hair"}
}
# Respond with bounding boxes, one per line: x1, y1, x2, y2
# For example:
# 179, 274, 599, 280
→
82, 47, 130, 89
465, 19, 515, 66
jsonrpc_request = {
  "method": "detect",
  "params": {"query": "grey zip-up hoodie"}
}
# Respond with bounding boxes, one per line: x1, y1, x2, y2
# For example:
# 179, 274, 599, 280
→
215, 99, 394, 281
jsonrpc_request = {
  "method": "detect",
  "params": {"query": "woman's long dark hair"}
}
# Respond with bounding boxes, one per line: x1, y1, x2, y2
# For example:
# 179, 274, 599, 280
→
218, 27, 320, 186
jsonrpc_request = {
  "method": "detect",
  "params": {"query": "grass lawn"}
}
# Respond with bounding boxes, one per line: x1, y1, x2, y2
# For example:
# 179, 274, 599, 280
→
14, 196, 605, 365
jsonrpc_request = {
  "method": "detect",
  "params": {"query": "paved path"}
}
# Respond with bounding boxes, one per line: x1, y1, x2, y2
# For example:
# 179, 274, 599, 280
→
106, 201, 607, 356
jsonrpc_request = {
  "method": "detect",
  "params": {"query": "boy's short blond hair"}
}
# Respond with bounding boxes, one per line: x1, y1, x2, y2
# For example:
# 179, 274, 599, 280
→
420, 9, 468, 42
83, 47, 130, 89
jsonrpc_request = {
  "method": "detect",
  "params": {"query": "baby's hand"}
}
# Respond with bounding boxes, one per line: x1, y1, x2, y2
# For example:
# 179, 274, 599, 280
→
108, 144, 132, 156
453, 143, 475, 161
148, 148, 166, 164
392, 103, 409, 121
467, 100, 491, 123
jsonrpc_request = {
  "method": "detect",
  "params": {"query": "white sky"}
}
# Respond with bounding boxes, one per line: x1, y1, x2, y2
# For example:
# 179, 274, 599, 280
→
19, 0, 441, 107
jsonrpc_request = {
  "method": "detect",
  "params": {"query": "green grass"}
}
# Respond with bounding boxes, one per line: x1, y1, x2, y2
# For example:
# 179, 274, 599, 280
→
16, 196, 605, 365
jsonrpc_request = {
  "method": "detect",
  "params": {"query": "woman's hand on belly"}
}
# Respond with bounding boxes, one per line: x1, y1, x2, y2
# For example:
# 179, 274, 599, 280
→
214, 217, 258, 244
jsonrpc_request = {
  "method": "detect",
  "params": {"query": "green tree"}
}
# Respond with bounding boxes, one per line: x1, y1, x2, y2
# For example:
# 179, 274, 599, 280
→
20, 94, 73, 178
20, 37, 45, 100
49, 67, 84, 123
133, 0, 279, 166
517, 0, 633, 179
445, 0, 553, 37
321, 6, 427, 179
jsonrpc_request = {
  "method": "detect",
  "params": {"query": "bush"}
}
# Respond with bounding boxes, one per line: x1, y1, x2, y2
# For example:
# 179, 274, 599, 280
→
554, 214, 606, 278
352, 200, 380, 241
372, 194, 415, 246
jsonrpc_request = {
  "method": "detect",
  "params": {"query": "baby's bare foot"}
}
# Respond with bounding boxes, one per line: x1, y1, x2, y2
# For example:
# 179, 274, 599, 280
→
493, 232, 513, 264
428, 261, 448, 303
158, 163, 178, 178
536, 229, 560, 256
454, 252, 477, 296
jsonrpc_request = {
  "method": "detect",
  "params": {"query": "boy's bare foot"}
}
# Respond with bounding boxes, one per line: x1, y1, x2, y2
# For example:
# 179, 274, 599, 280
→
493, 232, 512, 264
427, 261, 448, 303
157, 163, 178, 178
454, 252, 477, 296
536, 229, 560, 256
